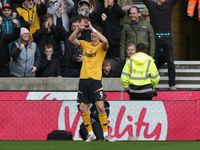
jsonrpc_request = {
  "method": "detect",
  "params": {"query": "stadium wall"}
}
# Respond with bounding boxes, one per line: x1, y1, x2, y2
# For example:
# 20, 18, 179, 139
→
0, 78, 200, 141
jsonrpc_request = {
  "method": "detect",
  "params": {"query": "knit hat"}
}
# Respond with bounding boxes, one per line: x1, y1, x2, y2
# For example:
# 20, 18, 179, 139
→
20, 27, 30, 36
2, 3, 12, 10
49, 0, 57, 3
78, 0, 91, 8
141, 8, 149, 16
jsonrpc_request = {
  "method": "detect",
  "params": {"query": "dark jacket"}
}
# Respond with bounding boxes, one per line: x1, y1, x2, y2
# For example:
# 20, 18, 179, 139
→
56, 17, 90, 68
39, 55, 61, 77
102, 69, 116, 77
0, 26, 20, 68
95, 0, 125, 45
32, 25, 62, 58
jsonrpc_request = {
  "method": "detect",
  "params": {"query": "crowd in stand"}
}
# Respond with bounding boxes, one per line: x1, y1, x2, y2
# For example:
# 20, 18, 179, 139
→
0, 0, 183, 90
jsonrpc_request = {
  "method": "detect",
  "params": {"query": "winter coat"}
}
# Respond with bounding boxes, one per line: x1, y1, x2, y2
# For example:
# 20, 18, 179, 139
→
32, 25, 62, 58
10, 41, 41, 77
120, 17, 155, 60
39, 55, 61, 77
16, 3, 47, 40
95, 0, 125, 46
0, 26, 20, 68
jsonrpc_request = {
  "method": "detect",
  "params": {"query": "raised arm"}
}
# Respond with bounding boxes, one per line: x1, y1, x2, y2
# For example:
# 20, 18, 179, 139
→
87, 21, 109, 50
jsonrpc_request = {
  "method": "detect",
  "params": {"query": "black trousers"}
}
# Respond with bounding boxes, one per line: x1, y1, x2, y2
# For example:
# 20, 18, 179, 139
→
79, 121, 104, 140
154, 35, 176, 87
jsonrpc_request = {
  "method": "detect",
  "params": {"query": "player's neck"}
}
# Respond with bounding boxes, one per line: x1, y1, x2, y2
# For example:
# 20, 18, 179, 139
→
91, 39, 100, 46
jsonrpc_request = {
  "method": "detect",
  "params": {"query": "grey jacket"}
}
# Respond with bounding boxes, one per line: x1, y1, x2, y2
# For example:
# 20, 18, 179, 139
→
47, 0, 74, 32
10, 42, 41, 77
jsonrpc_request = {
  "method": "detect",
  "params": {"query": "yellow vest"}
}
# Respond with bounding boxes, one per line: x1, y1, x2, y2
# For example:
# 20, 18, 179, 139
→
16, 5, 40, 41
121, 52, 160, 89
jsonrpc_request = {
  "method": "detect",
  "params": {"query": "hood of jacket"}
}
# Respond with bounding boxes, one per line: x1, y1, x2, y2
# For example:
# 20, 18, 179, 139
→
130, 52, 154, 65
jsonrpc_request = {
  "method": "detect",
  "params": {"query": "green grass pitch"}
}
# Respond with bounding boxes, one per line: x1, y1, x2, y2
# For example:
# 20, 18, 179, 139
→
1, 140, 200, 150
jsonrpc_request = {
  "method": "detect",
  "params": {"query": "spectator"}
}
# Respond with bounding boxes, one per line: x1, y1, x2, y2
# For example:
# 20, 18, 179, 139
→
16, 0, 47, 41
47, 0, 74, 32
120, 6, 155, 60
32, 16, 62, 59
141, 8, 150, 22
142, 0, 179, 90
0, 16, 20, 77
10, 27, 40, 77
117, 43, 136, 76
79, 99, 110, 141
69, 0, 97, 26
187, 0, 200, 20
117, 0, 134, 26
1, 3, 21, 54
102, 59, 115, 77
57, 8, 91, 77
121, 43, 160, 100
95, 0, 125, 58
39, 44, 62, 78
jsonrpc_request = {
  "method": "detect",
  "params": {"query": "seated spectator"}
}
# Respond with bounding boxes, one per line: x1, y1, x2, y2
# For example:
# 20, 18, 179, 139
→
69, 0, 97, 26
79, 95, 110, 141
102, 59, 115, 77
32, 16, 62, 59
115, 43, 136, 77
1, 3, 21, 54
39, 44, 62, 78
141, 8, 150, 22
10, 27, 40, 77
95, 0, 125, 58
16, 0, 47, 41
0, 16, 20, 77
47, 0, 74, 32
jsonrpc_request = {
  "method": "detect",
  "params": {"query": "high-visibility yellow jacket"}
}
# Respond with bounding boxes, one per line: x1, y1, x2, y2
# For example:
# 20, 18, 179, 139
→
16, 4, 47, 41
187, 0, 200, 21
121, 52, 160, 97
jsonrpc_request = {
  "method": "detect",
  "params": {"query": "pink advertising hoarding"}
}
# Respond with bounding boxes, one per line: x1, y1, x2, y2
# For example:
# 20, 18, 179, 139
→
0, 91, 199, 141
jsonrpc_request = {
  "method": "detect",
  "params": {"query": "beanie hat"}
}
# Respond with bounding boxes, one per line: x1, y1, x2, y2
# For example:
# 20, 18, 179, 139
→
20, 27, 30, 36
78, 0, 91, 8
2, 3, 12, 10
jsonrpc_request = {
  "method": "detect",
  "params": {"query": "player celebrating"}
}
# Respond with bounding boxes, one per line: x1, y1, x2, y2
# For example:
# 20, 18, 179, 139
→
69, 18, 114, 142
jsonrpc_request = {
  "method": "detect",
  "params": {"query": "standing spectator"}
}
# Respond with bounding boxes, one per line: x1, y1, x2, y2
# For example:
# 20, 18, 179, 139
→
57, 8, 91, 77
39, 44, 62, 77
117, 0, 134, 26
69, 18, 114, 142
95, 0, 125, 58
10, 27, 40, 77
187, 0, 200, 20
1, 3, 21, 54
0, 16, 20, 77
16, 0, 47, 41
142, 0, 179, 90
141, 8, 150, 22
47, 0, 74, 32
32, 16, 62, 59
69, 0, 97, 26
121, 43, 160, 100
120, 6, 155, 60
